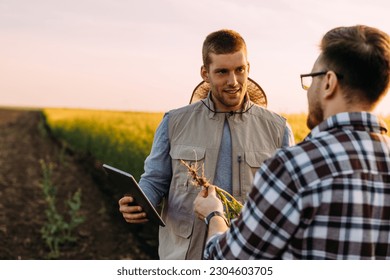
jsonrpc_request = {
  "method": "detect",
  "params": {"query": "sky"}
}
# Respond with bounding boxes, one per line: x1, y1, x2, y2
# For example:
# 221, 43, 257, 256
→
1, 0, 389, 115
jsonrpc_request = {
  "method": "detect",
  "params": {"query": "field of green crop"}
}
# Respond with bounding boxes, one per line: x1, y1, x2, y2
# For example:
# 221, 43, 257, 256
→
282, 113, 310, 143
43, 108, 164, 180
43, 108, 390, 180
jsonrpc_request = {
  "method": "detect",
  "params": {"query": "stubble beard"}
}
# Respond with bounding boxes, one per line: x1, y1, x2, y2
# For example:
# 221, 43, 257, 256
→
215, 85, 247, 111
306, 99, 323, 130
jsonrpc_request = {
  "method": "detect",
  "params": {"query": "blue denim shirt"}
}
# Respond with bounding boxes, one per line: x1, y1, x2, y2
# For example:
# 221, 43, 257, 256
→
139, 113, 295, 207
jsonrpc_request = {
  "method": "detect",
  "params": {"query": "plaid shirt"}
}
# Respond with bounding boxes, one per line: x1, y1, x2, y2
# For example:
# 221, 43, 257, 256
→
205, 112, 390, 259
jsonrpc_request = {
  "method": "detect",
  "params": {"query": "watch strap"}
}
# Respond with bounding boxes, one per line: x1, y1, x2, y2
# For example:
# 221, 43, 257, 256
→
204, 211, 228, 226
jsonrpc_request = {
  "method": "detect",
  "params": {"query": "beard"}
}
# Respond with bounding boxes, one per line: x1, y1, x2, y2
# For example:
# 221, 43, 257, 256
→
306, 98, 323, 130
211, 84, 247, 111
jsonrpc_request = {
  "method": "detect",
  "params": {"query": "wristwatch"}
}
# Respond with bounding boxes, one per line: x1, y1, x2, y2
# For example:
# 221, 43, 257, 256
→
204, 211, 229, 226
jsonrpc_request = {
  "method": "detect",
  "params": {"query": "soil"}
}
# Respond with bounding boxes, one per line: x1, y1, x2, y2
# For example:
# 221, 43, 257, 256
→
0, 108, 159, 260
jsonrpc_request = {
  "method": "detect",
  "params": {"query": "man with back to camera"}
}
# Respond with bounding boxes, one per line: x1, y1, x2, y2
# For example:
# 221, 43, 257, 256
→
194, 25, 390, 259
118, 29, 295, 259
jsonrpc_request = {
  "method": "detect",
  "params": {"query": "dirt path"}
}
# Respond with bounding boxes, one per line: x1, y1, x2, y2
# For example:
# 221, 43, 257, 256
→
0, 108, 158, 259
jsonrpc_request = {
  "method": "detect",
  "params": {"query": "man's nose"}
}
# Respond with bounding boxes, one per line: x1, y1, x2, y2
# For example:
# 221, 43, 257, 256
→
227, 72, 238, 86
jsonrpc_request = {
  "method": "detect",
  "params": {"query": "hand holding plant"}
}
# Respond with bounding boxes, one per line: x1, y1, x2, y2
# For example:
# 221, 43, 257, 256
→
180, 159, 243, 225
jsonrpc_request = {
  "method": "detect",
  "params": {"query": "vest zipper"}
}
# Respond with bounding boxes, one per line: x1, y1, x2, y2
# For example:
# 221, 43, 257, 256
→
237, 154, 242, 197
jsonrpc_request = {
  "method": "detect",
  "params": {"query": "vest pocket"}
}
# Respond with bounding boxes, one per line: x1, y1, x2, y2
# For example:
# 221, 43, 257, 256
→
165, 208, 194, 239
170, 145, 206, 194
242, 151, 273, 192
168, 145, 206, 240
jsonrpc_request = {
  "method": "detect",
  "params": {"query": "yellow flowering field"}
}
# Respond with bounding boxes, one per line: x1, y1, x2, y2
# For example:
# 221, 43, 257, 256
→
43, 108, 163, 179
43, 108, 390, 179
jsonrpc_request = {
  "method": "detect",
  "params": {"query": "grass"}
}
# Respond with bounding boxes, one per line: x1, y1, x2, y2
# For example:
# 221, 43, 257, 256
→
43, 108, 163, 180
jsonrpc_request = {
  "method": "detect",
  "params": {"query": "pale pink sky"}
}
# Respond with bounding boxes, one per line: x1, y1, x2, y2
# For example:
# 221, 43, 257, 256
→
1, 0, 389, 114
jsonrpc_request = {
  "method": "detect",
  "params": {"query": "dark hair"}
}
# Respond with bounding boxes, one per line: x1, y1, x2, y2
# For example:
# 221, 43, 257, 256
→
202, 29, 247, 69
320, 25, 390, 104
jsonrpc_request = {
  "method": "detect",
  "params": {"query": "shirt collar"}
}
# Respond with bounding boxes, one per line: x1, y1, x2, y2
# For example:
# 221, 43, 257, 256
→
204, 91, 252, 119
306, 112, 388, 140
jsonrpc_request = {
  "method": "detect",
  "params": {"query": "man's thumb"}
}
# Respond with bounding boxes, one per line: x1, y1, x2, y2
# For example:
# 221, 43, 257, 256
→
208, 185, 217, 195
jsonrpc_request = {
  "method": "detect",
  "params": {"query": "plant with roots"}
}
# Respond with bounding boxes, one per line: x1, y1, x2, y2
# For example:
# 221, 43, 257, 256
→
180, 159, 243, 224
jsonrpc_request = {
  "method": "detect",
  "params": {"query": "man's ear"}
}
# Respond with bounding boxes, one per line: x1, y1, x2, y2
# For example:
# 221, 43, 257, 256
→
247, 62, 250, 73
323, 71, 338, 99
201, 66, 210, 82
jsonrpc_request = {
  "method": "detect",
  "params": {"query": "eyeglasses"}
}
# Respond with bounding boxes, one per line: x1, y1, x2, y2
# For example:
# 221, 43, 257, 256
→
300, 71, 344, 90
300, 71, 328, 90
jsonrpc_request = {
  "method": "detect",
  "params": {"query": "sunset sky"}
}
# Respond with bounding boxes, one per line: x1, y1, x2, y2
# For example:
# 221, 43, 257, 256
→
1, 0, 389, 114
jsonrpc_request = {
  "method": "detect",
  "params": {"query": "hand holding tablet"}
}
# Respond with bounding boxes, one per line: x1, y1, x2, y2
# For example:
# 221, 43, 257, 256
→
103, 164, 165, 227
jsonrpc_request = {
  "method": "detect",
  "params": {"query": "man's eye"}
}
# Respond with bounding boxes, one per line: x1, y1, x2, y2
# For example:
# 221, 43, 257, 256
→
236, 67, 245, 73
217, 69, 227, 74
